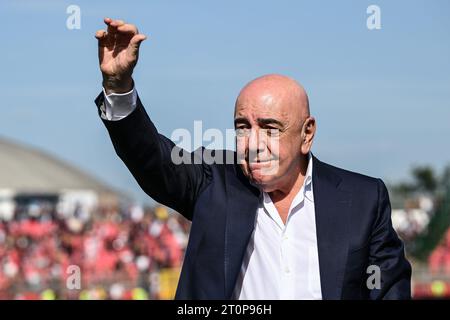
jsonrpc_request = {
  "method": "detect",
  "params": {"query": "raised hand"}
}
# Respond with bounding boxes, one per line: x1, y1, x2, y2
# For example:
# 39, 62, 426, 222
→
95, 18, 147, 94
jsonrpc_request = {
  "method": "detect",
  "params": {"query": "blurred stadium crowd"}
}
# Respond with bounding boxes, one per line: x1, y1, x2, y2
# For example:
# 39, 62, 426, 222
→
0, 201, 190, 300
429, 229, 450, 275
389, 168, 450, 299
2, 191, 450, 299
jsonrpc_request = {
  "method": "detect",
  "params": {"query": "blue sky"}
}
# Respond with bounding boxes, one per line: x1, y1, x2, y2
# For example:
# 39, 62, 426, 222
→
1, 0, 449, 204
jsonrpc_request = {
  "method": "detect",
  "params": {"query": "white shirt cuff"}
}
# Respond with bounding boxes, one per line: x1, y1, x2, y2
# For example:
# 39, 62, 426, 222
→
101, 87, 138, 121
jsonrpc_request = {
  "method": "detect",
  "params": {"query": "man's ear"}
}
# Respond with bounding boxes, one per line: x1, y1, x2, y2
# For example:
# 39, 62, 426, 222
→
305, 117, 316, 136
301, 117, 316, 154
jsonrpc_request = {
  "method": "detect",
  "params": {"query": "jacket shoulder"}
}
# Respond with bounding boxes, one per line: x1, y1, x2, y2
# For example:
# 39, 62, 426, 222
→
316, 158, 383, 191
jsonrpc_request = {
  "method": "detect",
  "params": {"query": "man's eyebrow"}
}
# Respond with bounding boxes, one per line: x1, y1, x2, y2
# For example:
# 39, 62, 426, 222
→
234, 117, 249, 126
257, 118, 284, 127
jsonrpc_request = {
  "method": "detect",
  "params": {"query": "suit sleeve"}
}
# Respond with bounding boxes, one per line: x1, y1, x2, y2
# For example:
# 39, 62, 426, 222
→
368, 179, 412, 299
95, 92, 212, 221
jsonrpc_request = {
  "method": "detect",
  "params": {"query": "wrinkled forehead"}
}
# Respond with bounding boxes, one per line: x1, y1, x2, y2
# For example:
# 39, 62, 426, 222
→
234, 89, 295, 122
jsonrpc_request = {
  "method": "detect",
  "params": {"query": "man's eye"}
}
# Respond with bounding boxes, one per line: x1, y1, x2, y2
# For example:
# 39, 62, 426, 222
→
266, 128, 280, 137
235, 128, 249, 137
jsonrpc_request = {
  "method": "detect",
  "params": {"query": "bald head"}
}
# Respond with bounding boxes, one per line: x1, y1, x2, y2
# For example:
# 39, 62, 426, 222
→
235, 74, 310, 122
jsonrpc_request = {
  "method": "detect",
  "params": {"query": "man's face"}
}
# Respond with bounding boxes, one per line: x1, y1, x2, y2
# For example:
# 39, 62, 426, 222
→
234, 92, 305, 192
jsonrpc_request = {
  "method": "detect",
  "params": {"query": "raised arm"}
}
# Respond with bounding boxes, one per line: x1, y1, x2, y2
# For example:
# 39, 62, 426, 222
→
95, 18, 212, 220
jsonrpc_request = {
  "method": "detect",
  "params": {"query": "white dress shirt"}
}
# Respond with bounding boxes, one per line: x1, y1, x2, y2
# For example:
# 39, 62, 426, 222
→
102, 89, 322, 300
100, 87, 137, 121
233, 154, 322, 300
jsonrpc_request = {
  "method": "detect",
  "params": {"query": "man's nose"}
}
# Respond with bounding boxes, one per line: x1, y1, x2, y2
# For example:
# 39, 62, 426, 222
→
248, 129, 266, 156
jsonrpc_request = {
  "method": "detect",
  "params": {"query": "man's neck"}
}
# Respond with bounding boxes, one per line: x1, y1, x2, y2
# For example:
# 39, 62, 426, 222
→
267, 154, 310, 223
269, 154, 309, 201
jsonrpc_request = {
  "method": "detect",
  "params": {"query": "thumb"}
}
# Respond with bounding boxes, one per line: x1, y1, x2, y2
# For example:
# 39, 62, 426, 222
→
130, 34, 147, 49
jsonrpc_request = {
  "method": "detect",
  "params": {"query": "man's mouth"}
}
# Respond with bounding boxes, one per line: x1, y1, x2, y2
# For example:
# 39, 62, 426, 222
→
248, 160, 272, 170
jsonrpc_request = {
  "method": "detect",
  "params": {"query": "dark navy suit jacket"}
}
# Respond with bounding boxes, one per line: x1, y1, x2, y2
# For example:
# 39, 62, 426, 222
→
96, 93, 412, 300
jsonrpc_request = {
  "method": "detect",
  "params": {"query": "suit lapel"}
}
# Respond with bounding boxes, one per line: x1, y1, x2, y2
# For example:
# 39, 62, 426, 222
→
312, 155, 352, 299
223, 164, 260, 299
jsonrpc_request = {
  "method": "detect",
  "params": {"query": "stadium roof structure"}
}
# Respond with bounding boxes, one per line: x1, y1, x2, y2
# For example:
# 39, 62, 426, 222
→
0, 136, 123, 197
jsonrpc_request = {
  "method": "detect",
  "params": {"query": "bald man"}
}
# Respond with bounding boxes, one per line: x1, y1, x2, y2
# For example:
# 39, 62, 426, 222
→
94, 18, 411, 299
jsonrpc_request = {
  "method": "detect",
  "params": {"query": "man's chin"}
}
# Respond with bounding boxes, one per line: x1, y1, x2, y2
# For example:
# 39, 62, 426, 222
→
248, 173, 276, 191
239, 164, 278, 190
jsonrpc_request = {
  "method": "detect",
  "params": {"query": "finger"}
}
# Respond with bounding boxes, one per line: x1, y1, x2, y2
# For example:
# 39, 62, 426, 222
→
110, 19, 125, 27
94, 29, 107, 40
104, 18, 124, 34
104, 17, 117, 34
127, 34, 147, 58
95, 29, 114, 47
129, 34, 147, 48
117, 23, 138, 35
